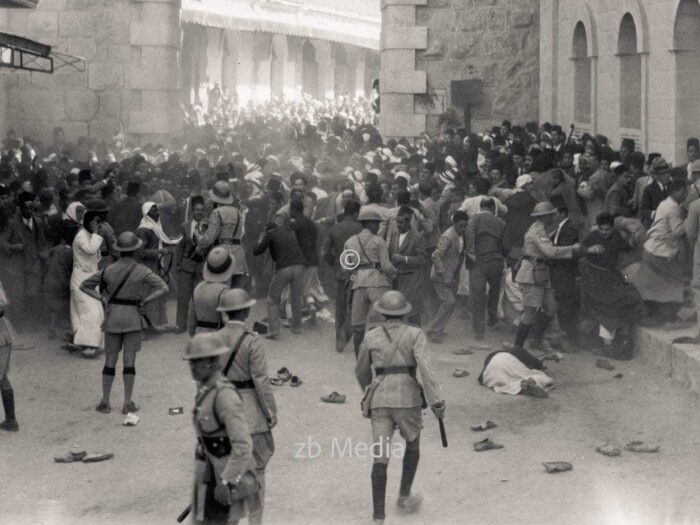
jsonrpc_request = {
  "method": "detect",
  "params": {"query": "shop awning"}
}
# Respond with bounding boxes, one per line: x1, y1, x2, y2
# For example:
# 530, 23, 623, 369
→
0, 32, 85, 73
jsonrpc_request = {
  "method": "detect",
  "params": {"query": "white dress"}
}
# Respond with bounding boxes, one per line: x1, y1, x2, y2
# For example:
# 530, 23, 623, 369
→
70, 229, 104, 348
482, 352, 553, 395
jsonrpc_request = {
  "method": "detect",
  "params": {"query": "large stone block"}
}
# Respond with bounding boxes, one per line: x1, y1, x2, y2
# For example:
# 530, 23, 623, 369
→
9, 89, 65, 121
382, 27, 428, 50
380, 93, 415, 115
88, 119, 121, 140
31, 69, 88, 90
58, 11, 96, 38
380, 69, 426, 94
456, 9, 485, 32
99, 91, 122, 120
88, 62, 124, 90
381, 50, 415, 72
128, 47, 179, 90
140, 90, 180, 112
27, 11, 58, 39
380, 113, 426, 138
127, 109, 177, 135
67, 37, 97, 60
510, 8, 535, 28
64, 90, 99, 121
383, 5, 416, 28
130, 2, 181, 48
108, 44, 138, 64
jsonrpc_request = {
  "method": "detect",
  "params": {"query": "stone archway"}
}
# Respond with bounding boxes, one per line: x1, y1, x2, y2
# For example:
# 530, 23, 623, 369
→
673, 0, 700, 162
572, 21, 592, 127
618, 13, 641, 131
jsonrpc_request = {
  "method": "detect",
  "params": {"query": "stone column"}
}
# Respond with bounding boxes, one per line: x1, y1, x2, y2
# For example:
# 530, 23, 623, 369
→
315, 39, 335, 100
354, 48, 367, 100
379, 0, 427, 140
539, 0, 558, 124
254, 33, 272, 103
235, 31, 256, 105
127, 0, 182, 144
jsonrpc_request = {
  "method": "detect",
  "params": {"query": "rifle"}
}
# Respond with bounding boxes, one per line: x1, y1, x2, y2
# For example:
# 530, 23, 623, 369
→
438, 418, 448, 448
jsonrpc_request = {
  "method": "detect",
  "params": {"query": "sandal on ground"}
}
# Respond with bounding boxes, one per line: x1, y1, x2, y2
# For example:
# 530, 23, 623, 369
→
624, 441, 659, 453
474, 438, 504, 452
452, 368, 469, 378
470, 420, 497, 432
290, 375, 302, 387
95, 401, 111, 414
270, 378, 285, 386
122, 401, 140, 415
54, 450, 87, 463
321, 391, 346, 404
451, 348, 474, 355
277, 367, 292, 382
542, 461, 573, 473
82, 452, 115, 463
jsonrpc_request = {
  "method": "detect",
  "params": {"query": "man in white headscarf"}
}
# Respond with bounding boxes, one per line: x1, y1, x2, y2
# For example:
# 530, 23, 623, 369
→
135, 202, 181, 330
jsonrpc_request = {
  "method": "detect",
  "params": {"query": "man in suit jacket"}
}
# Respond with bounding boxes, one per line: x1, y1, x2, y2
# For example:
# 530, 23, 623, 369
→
465, 198, 506, 341
175, 196, 207, 333
547, 196, 581, 347
0, 191, 47, 330
389, 206, 427, 326
639, 157, 671, 229
425, 210, 468, 343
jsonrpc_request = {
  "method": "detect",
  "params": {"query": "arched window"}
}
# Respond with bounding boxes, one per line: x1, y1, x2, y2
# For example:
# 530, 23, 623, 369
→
572, 22, 591, 124
618, 13, 641, 130
301, 40, 318, 98
674, 0, 700, 162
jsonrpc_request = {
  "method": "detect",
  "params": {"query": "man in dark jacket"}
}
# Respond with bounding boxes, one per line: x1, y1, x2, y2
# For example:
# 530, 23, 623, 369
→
639, 157, 670, 229
175, 196, 207, 333
465, 198, 506, 340
503, 175, 536, 264
108, 181, 143, 236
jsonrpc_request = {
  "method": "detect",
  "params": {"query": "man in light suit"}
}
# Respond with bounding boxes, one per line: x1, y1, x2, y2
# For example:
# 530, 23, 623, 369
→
425, 210, 468, 343
175, 196, 207, 333
355, 291, 444, 525
388, 206, 427, 326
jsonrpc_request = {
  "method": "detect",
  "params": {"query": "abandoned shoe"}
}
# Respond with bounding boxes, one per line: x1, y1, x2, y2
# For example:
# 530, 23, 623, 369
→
290, 375, 303, 387
474, 438, 504, 452
470, 420, 497, 432
595, 358, 615, 371
270, 378, 285, 386
542, 461, 573, 473
321, 391, 346, 404
624, 441, 660, 453
277, 367, 292, 382
397, 493, 423, 514
452, 368, 469, 378
595, 444, 622, 457
54, 450, 87, 463
82, 452, 115, 463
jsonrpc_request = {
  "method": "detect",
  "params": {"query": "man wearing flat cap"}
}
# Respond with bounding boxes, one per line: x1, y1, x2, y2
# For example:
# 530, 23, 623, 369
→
198, 180, 249, 290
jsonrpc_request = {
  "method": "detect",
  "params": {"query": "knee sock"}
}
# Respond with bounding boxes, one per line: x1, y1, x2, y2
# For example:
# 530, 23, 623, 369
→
399, 446, 420, 497
1, 388, 15, 422
371, 462, 388, 520
123, 367, 136, 405
514, 322, 533, 348
353, 326, 366, 359
530, 314, 552, 342
102, 366, 115, 404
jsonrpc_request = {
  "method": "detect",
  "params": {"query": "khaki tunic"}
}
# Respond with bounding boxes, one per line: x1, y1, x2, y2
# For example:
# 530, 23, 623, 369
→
198, 206, 248, 275
188, 281, 229, 336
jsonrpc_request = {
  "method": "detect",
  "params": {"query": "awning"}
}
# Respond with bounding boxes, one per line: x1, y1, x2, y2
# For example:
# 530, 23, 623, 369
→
0, 0, 41, 8
181, 0, 380, 50
0, 32, 85, 73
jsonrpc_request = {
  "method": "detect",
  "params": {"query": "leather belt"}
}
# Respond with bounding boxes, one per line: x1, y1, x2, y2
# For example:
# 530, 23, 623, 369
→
523, 255, 546, 264
111, 298, 140, 306
232, 379, 255, 390
197, 320, 223, 329
375, 366, 416, 376
356, 262, 380, 270
217, 239, 241, 245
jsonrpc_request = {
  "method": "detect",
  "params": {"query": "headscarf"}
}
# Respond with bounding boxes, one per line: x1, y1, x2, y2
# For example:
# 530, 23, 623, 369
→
138, 201, 181, 248
64, 201, 85, 224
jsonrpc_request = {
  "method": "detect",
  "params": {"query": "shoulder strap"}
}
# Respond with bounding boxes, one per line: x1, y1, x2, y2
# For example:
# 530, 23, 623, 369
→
211, 382, 239, 429
357, 236, 371, 263
232, 207, 242, 238
107, 263, 137, 304
380, 325, 409, 367
223, 332, 251, 377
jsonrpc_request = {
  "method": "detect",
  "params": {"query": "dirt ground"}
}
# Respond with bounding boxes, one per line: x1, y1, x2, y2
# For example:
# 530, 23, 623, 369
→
2, 301, 700, 525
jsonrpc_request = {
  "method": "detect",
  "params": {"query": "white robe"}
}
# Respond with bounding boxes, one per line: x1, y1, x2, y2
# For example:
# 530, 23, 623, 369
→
482, 352, 553, 395
70, 229, 104, 348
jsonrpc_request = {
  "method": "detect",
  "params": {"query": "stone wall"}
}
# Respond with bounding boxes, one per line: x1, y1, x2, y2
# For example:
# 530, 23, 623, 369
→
539, 0, 700, 164
0, 0, 182, 147
379, 0, 540, 140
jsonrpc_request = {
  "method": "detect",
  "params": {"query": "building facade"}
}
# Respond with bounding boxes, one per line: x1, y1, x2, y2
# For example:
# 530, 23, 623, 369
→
378, 0, 540, 139
539, 0, 700, 164
0, 0, 380, 146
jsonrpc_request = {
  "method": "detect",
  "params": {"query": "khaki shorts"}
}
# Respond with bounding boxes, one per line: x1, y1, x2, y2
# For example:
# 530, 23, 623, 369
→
0, 344, 10, 378
519, 283, 556, 316
371, 406, 423, 452
351, 286, 390, 327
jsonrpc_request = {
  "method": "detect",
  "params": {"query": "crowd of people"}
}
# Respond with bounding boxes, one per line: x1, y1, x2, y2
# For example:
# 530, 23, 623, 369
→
1, 92, 700, 522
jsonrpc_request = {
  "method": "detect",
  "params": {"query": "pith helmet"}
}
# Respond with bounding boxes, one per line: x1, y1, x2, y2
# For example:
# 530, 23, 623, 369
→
183, 333, 229, 361
114, 231, 143, 252
530, 201, 557, 218
358, 207, 383, 222
217, 288, 257, 312
203, 247, 235, 283
209, 180, 234, 205
374, 290, 412, 316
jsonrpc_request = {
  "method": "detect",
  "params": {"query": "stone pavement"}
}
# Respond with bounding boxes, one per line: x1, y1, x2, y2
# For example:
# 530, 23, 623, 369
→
2, 302, 700, 525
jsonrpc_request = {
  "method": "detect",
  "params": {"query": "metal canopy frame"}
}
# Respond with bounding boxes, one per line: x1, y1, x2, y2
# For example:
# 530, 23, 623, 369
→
0, 33, 85, 74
